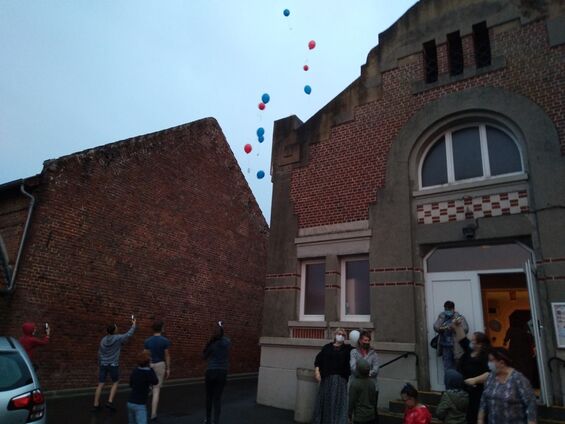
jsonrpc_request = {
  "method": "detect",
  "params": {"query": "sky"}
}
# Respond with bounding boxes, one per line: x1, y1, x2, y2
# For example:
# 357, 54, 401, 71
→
0, 0, 417, 222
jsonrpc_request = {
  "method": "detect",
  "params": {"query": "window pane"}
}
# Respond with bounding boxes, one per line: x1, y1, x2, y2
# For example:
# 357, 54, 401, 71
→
345, 260, 370, 316
422, 137, 448, 187
486, 126, 522, 176
304, 263, 325, 315
452, 127, 483, 180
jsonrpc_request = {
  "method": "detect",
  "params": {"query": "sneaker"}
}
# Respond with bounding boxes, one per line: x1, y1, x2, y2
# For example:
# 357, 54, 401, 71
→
105, 401, 116, 411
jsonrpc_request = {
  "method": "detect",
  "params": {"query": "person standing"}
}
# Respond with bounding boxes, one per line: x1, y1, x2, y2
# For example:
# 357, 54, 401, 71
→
312, 328, 353, 424
93, 317, 137, 412
127, 351, 158, 424
350, 330, 380, 419
401, 383, 432, 424
203, 321, 231, 424
348, 359, 379, 424
433, 301, 468, 371
435, 369, 469, 424
452, 319, 490, 424
144, 320, 171, 421
478, 347, 537, 424
19, 322, 50, 362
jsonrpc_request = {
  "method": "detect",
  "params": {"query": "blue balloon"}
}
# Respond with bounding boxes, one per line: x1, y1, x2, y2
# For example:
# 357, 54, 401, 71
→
257, 127, 265, 137
261, 93, 270, 104
304, 85, 312, 95
257, 170, 266, 179
258, 135, 265, 143
283, 9, 290, 17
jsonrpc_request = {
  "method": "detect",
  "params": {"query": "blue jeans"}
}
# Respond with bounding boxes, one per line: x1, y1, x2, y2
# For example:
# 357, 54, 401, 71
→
442, 345, 455, 371
127, 402, 147, 424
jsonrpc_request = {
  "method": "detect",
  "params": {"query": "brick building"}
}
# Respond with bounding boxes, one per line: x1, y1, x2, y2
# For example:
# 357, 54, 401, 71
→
259, 0, 565, 416
0, 117, 269, 390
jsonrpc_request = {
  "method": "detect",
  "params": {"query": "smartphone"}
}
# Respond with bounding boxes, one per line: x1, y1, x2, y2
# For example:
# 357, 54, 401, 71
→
45, 323, 49, 331
131, 314, 135, 321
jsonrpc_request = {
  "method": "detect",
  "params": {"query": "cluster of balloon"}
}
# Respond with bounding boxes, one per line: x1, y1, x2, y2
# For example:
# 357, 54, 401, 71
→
304, 40, 316, 94
257, 170, 266, 179
257, 127, 265, 143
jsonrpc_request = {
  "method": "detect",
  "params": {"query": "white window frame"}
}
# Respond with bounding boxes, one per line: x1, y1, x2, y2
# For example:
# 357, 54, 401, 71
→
340, 257, 371, 322
419, 123, 525, 190
300, 260, 325, 322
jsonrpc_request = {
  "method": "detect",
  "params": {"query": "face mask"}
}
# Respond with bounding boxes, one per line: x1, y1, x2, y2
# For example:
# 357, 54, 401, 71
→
444, 310, 454, 318
362, 343, 371, 350
335, 335, 345, 343
488, 361, 497, 373
469, 342, 476, 351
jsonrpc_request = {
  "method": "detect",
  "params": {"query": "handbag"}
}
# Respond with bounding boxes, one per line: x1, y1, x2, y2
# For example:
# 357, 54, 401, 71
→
430, 335, 439, 349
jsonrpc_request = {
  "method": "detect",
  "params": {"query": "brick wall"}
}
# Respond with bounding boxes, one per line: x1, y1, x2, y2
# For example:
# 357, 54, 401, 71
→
0, 118, 269, 390
289, 20, 565, 228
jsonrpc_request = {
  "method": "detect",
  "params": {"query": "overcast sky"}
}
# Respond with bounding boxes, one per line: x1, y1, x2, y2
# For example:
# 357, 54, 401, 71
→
0, 0, 417, 222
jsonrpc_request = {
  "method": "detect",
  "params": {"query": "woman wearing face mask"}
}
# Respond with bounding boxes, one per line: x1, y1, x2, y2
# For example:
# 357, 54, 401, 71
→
350, 330, 380, 420
478, 347, 537, 424
313, 328, 353, 424
452, 320, 490, 424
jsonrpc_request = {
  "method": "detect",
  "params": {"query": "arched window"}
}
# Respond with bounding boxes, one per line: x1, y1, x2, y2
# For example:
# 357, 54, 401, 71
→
420, 124, 523, 189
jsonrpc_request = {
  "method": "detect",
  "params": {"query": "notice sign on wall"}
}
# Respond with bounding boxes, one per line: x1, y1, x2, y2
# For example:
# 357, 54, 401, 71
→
551, 303, 565, 349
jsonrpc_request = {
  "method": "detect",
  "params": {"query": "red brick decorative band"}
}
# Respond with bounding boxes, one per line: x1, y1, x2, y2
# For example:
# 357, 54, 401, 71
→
264, 286, 300, 291
370, 281, 425, 287
370, 267, 422, 273
291, 328, 326, 339
266, 273, 300, 279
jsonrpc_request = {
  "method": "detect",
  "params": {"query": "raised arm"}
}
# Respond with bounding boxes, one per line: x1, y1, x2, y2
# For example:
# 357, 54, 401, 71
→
118, 321, 137, 344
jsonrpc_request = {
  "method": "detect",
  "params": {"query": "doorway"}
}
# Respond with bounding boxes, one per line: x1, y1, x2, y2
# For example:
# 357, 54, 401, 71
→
480, 273, 540, 390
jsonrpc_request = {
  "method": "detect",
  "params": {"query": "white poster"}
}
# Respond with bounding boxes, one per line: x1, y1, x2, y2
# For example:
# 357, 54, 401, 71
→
551, 303, 565, 349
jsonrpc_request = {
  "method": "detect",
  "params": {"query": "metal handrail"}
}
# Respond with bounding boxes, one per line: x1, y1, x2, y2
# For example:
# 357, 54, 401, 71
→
380, 352, 419, 369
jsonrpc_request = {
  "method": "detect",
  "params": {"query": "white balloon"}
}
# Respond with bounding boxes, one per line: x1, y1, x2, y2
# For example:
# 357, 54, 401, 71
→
349, 330, 360, 347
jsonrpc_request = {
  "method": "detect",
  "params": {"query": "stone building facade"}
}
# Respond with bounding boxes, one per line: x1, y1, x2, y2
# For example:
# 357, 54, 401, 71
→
259, 0, 565, 414
0, 118, 268, 390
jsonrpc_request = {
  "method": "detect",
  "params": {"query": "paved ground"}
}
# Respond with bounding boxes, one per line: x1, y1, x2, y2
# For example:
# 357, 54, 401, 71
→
46, 378, 294, 423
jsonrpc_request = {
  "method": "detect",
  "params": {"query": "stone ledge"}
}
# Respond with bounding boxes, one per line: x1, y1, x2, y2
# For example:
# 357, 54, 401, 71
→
260, 337, 415, 353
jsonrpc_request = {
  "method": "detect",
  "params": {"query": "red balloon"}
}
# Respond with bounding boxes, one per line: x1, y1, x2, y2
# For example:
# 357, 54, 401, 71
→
303, 65, 309, 71
244, 144, 252, 154
308, 40, 316, 50
258, 102, 266, 110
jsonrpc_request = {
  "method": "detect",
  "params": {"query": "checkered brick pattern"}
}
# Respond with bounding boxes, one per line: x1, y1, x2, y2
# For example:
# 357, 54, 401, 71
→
417, 190, 529, 224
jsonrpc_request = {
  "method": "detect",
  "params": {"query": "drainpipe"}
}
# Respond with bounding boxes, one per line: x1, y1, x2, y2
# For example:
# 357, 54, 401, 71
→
0, 182, 36, 295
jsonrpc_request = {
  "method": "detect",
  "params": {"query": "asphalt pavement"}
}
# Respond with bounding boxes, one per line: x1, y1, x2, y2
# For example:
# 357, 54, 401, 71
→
46, 377, 294, 424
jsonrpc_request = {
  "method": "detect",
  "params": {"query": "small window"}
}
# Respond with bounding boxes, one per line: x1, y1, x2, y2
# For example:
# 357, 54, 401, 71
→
423, 40, 438, 83
420, 124, 523, 189
301, 262, 325, 321
473, 22, 491, 68
447, 31, 464, 76
341, 258, 370, 321
0, 352, 33, 392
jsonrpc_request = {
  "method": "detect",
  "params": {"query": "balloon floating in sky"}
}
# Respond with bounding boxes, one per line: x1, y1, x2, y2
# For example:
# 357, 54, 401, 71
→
244, 144, 252, 154
304, 85, 312, 95
261, 93, 270, 104
303, 65, 309, 71
283, 9, 290, 17
258, 102, 266, 110
257, 170, 266, 179
308, 40, 316, 50
258, 135, 265, 143
257, 127, 265, 137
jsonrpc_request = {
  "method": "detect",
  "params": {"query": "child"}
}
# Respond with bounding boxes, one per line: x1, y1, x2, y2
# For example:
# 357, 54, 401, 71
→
436, 369, 469, 424
401, 383, 432, 424
127, 351, 158, 424
348, 358, 379, 424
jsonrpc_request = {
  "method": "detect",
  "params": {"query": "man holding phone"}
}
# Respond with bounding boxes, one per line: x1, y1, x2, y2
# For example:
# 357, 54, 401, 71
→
19, 321, 51, 363
93, 316, 137, 412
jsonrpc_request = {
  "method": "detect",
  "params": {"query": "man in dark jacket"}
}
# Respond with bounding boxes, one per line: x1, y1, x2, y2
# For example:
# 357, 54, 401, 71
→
348, 358, 379, 424
93, 317, 137, 411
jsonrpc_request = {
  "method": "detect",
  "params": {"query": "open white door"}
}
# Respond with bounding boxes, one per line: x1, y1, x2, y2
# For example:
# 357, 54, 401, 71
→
524, 260, 551, 406
426, 272, 484, 391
